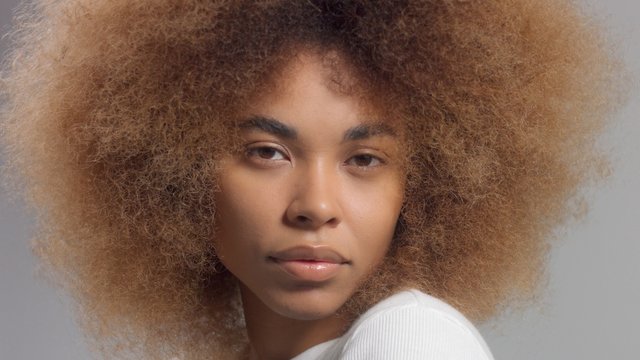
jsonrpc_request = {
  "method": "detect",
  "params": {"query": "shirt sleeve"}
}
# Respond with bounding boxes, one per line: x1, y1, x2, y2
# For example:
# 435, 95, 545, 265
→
339, 304, 493, 360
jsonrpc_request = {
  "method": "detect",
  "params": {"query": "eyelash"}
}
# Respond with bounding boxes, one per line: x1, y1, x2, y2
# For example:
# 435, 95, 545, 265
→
345, 153, 384, 168
245, 146, 288, 162
244, 145, 386, 169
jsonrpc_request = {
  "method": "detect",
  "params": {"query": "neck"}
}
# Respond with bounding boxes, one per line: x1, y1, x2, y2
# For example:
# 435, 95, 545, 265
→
240, 285, 349, 360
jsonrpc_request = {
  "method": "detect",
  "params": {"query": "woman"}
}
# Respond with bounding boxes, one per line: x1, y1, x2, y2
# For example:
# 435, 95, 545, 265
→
0, 0, 622, 359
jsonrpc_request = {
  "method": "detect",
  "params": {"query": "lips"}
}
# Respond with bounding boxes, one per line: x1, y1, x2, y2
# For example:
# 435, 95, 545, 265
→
268, 246, 350, 282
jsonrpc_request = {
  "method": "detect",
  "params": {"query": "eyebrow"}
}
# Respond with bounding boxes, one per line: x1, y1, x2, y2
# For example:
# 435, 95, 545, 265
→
239, 115, 297, 139
238, 115, 396, 141
343, 123, 396, 141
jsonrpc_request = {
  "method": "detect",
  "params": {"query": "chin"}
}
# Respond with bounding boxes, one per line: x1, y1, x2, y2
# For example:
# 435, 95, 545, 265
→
268, 287, 347, 321
274, 304, 340, 321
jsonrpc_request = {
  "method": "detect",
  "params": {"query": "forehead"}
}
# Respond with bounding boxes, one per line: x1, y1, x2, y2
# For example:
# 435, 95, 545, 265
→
241, 49, 401, 134
255, 50, 361, 105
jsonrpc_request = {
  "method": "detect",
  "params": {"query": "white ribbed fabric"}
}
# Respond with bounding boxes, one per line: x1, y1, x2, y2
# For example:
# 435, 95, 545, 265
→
290, 289, 494, 360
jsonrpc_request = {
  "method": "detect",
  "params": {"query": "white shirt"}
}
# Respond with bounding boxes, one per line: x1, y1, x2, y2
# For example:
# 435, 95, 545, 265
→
290, 289, 494, 360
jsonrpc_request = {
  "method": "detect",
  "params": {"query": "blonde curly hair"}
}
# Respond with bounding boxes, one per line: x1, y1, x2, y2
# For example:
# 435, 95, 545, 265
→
1, 0, 624, 358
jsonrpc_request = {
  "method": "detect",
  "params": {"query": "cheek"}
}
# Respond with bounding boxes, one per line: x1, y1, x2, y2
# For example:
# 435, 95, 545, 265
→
348, 175, 403, 224
213, 171, 282, 263
345, 179, 404, 259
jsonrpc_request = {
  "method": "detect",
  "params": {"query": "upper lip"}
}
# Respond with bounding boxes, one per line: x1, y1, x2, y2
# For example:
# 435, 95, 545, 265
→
269, 245, 349, 264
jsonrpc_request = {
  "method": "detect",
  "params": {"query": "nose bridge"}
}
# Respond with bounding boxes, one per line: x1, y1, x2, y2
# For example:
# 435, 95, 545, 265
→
287, 156, 341, 228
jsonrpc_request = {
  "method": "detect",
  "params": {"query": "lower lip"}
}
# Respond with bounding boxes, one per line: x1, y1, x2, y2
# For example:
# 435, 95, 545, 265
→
272, 259, 343, 282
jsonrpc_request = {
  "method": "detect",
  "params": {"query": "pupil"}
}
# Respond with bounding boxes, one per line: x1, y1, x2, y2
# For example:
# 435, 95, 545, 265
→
354, 155, 372, 166
258, 148, 276, 159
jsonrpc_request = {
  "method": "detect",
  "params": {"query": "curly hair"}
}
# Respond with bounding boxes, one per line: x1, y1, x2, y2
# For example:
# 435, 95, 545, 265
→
0, 0, 624, 359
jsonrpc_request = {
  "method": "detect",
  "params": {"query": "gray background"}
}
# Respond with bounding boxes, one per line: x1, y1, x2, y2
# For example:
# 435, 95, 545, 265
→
1, 0, 638, 359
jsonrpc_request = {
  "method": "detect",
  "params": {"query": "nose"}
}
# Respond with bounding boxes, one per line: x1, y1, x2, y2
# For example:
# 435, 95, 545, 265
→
285, 161, 341, 229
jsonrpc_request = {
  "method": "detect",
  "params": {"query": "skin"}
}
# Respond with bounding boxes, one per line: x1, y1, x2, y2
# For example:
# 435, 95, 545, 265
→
214, 52, 405, 359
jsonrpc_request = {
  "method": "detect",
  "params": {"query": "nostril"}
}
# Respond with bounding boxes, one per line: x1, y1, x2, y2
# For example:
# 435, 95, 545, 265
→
295, 215, 311, 223
286, 204, 341, 228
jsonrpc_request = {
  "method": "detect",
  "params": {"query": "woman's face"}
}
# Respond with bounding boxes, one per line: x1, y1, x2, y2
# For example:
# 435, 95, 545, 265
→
214, 52, 405, 321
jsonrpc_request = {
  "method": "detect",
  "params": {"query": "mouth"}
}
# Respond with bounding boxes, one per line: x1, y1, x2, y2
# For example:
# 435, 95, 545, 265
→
268, 246, 350, 282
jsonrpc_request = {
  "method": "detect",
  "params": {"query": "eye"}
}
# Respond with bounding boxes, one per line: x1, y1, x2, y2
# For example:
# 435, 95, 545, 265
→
346, 154, 383, 168
245, 145, 288, 162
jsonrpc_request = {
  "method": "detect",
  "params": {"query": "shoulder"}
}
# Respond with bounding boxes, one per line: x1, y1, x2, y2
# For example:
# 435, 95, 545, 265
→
339, 289, 494, 360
